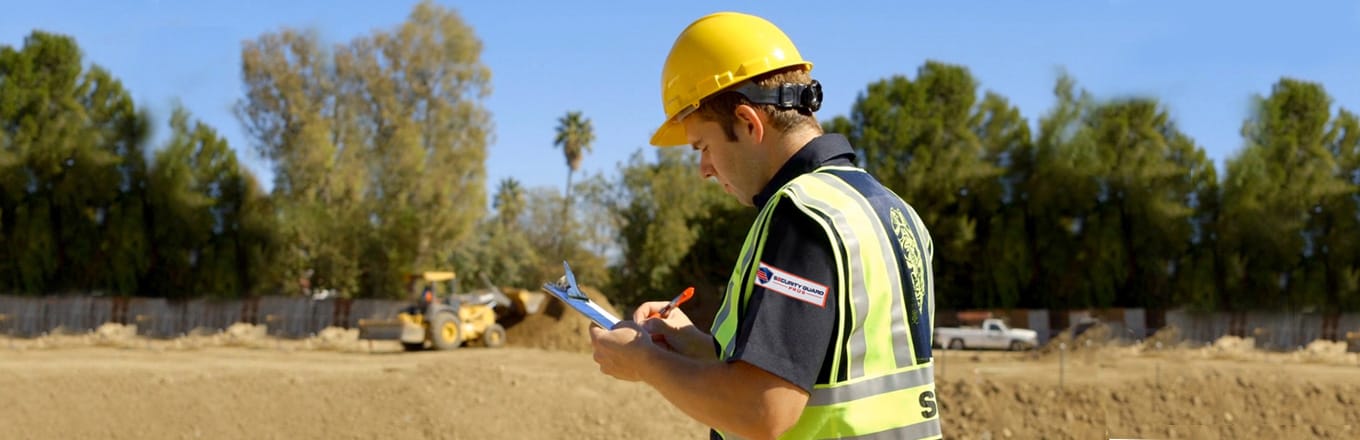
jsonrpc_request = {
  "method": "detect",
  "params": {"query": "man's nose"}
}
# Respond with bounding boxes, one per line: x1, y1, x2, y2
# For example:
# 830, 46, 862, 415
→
699, 151, 716, 180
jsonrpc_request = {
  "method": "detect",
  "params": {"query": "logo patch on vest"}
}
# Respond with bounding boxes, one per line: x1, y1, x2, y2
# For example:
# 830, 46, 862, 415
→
756, 267, 772, 284
890, 207, 926, 325
754, 262, 828, 307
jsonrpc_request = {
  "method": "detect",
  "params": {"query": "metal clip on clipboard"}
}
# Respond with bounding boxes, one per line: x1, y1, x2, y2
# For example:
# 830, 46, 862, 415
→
541, 261, 621, 329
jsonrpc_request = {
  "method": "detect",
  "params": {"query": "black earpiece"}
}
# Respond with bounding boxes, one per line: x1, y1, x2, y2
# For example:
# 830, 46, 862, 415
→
733, 80, 824, 113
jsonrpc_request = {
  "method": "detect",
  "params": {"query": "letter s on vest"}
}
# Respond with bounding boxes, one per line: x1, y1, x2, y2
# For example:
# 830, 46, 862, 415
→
919, 390, 938, 419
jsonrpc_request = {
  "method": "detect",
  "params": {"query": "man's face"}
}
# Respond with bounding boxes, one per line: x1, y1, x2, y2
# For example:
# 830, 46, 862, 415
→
683, 113, 763, 207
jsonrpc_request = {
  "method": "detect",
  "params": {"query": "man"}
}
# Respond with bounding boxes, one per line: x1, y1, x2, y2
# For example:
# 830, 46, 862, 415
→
589, 11, 940, 440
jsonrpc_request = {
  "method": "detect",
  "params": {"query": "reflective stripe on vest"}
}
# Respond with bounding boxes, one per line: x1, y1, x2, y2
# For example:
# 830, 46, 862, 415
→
711, 167, 939, 440
784, 171, 917, 374
712, 190, 784, 359
808, 167, 936, 365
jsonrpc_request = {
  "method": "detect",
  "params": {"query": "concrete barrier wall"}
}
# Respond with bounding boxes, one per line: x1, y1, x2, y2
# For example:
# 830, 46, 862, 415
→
7, 295, 1360, 346
1026, 309, 1050, 344
1342, 314, 1360, 337
1165, 310, 1233, 343
0, 295, 407, 339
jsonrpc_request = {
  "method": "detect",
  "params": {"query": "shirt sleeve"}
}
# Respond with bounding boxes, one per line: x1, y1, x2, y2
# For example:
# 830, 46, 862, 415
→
725, 200, 839, 393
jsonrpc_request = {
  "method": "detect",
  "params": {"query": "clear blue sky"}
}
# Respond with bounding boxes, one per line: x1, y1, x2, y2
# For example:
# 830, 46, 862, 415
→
4, 0, 1359, 195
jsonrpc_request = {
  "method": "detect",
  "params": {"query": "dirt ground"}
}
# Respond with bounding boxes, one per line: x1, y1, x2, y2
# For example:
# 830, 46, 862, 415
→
3, 315, 1359, 439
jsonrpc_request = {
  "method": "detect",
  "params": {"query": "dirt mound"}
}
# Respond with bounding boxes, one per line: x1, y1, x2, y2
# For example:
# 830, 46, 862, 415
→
1209, 335, 1255, 352
506, 285, 620, 353
223, 322, 268, 346
1085, 325, 1187, 358
1036, 321, 1116, 356
1289, 339, 1352, 364
1191, 335, 1262, 362
93, 322, 138, 347
1, 322, 374, 353
1142, 324, 1185, 349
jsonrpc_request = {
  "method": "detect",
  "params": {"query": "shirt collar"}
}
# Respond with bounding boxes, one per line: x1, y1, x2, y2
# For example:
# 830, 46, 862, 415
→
753, 133, 857, 209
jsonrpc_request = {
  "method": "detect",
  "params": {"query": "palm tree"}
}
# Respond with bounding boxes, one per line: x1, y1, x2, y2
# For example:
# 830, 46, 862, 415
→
553, 111, 595, 225
493, 177, 525, 228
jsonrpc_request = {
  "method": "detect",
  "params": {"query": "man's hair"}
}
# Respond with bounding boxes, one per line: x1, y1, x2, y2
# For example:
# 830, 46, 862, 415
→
691, 67, 822, 141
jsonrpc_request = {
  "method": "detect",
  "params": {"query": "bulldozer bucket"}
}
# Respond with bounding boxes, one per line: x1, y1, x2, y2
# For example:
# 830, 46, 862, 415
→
358, 316, 425, 344
507, 289, 548, 315
357, 319, 405, 341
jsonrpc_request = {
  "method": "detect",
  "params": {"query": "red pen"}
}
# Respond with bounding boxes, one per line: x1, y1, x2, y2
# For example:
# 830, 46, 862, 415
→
648, 287, 694, 319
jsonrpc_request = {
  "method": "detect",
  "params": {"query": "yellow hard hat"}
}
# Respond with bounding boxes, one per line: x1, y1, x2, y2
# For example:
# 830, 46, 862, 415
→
650, 12, 814, 147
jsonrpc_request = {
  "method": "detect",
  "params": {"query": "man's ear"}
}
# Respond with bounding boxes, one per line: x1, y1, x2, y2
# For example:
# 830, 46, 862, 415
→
733, 104, 765, 144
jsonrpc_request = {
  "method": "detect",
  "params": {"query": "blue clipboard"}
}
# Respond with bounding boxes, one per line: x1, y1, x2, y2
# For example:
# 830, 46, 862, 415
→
541, 261, 621, 329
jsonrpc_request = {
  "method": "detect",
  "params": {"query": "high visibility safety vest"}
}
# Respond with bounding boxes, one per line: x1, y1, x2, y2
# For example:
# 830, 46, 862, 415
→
711, 166, 941, 440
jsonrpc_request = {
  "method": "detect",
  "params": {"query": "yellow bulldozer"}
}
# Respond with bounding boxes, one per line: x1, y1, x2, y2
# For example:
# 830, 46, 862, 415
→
357, 271, 546, 351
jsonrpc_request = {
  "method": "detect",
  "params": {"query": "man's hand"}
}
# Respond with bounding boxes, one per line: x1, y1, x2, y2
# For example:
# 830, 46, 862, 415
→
588, 321, 654, 382
634, 301, 716, 361
591, 306, 809, 439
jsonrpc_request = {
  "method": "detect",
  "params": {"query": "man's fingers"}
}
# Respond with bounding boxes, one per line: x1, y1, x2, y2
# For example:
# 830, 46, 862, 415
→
617, 319, 637, 330
663, 309, 691, 325
632, 301, 671, 322
588, 324, 609, 341
651, 333, 675, 351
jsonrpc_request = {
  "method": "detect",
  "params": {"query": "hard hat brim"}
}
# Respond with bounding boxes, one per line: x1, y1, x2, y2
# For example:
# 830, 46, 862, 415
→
650, 120, 688, 147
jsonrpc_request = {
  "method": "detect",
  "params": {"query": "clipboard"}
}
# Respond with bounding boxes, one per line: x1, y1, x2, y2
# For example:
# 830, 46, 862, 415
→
541, 261, 621, 329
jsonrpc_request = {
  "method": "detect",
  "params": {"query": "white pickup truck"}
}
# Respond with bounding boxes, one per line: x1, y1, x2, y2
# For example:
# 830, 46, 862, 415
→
934, 318, 1038, 351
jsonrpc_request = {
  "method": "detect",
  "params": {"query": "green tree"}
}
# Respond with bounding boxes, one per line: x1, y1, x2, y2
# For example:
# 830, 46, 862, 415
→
553, 110, 595, 255
573, 172, 624, 268
1310, 108, 1360, 311
600, 147, 721, 310
450, 177, 541, 290
515, 185, 609, 292
453, 221, 539, 292
1219, 79, 1352, 310
669, 180, 755, 331
237, 27, 366, 297
0, 31, 151, 295
493, 177, 525, 228
1320, 109, 1360, 311
145, 106, 277, 298
237, 0, 491, 298
555, 111, 595, 202
826, 61, 1003, 309
1171, 129, 1222, 312
1081, 97, 1211, 309
1019, 75, 1106, 309
968, 92, 1032, 308
347, 0, 492, 296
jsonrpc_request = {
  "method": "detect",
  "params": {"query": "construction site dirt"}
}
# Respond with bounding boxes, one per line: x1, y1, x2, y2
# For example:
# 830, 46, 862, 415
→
3, 317, 1358, 439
